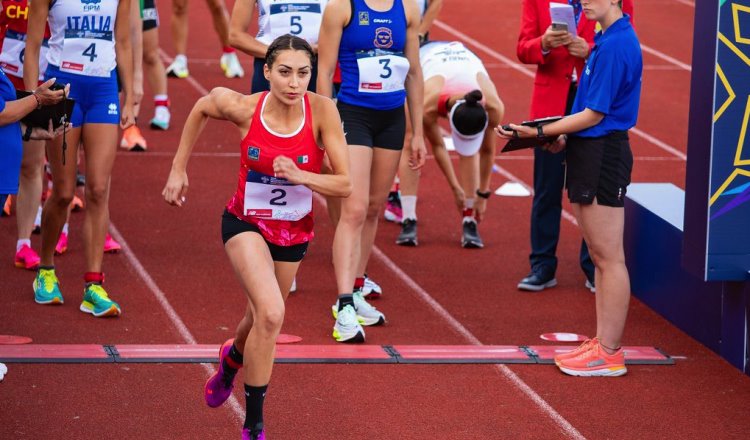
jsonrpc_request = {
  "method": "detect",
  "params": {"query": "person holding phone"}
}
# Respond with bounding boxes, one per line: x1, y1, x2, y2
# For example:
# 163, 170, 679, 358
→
498, 0, 642, 377
514, 0, 633, 293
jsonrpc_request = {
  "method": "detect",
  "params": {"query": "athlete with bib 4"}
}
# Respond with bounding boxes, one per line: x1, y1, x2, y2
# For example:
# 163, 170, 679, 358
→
229, 0, 327, 93
163, 35, 351, 439
25, 0, 135, 316
317, 0, 426, 343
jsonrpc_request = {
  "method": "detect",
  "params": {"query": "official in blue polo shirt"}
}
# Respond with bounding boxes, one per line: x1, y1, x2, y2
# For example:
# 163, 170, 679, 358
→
496, 0, 642, 378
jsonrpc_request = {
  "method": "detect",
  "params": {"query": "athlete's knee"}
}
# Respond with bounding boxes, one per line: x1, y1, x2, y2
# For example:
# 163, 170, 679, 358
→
172, 0, 188, 16
366, 200, 383, 220
143, 48, 160, 67
206, 0, 227, 16
256, 304, 285, 335
48, 190, 75, 210
340, 202, 368, 226
85, 183, 109, 206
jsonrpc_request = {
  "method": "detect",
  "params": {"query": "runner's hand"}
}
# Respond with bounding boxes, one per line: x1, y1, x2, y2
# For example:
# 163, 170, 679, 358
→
452, 185, 465, 213
22, 120, 66, 140
162, 168, 189, 207
409, 135, 427, 170
273, 155, 305, 184
474, 197, 487, 223
120, 101, 135, 129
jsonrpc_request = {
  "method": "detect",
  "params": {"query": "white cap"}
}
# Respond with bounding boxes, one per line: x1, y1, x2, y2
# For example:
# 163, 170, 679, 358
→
448, 100, 488, 157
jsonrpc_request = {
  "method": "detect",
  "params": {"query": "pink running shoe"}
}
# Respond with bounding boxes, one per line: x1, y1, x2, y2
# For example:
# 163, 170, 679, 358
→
204, 339, 240, 408
15, 245, 41, 270
103, 234, 121, 253
55, 232, 68, 255
241, 424, 266, 440
383, 191, 402, 223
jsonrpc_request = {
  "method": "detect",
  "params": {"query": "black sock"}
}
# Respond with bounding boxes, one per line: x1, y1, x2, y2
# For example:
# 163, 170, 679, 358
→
221, 343, 244, 381
243, 384, 268, 429
338, 294, 354, 312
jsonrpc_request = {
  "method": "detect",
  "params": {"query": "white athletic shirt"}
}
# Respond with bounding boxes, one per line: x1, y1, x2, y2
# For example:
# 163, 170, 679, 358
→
420, 41, 488, 94
46, 0, 119, 76
255, 0, 328, 46
418, 0, 427, 18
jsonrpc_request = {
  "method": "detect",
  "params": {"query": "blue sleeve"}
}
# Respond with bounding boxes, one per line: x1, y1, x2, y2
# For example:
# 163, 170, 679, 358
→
582, 48, 625, 115
0, 94, 6, 114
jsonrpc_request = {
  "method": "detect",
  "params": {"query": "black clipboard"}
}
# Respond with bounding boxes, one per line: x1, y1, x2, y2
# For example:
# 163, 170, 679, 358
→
15, 89, 75, 129
501, 116, 563, 152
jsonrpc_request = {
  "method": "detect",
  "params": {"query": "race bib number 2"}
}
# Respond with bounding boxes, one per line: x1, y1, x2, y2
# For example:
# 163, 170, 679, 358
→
356, 49, 409, 94
244, 171, 312, 221
60, 29, 115, 77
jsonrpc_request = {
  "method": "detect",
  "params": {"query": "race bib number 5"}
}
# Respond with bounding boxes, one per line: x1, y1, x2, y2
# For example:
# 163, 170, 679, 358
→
244, 171, 312, 221
356, 49, 409, 94
269, 3, 323, 44
61, 29, 115, 77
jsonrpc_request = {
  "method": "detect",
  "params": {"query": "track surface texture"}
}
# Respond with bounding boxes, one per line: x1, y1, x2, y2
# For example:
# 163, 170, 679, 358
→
2, 1, 750, 439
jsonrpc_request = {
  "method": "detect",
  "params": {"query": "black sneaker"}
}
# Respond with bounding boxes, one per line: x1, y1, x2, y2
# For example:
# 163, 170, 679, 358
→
461, 219, 484, 248
517, 271, 558, 291
396, 218, 418, 246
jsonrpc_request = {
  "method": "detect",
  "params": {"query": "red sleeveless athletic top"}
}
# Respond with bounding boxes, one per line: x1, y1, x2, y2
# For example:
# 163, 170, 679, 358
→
226, 92, 324, 246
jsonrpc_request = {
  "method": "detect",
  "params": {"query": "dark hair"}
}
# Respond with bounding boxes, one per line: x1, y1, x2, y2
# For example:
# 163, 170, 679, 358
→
451, 90, 487, 136
265, 34, 316, 68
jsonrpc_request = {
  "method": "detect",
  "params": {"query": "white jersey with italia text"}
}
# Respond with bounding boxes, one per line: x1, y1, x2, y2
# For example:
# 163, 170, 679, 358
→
420, 41, 488, 94
255, 0, 328, 46
46, 0, 119, 77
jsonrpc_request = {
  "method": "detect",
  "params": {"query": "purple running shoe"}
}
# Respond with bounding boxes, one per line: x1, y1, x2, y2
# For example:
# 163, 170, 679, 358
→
204, 339, 240, 408
241, 424, 265, 440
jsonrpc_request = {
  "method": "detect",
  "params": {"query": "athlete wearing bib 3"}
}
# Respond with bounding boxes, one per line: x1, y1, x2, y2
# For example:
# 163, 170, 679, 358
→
25, 0, 135, 317
317, 0, 426, 343
163, 35, 351, 440
229, 0, 327, 93
1, 0, 53, 271
396, 41, 504, 248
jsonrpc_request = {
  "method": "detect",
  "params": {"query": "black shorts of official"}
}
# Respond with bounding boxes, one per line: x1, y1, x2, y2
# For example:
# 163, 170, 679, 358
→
565, 131, 633, 208
336, 100, 405, 150
251, 57, 318, 94
142, 0, 160, 32
221, 210, 309, 262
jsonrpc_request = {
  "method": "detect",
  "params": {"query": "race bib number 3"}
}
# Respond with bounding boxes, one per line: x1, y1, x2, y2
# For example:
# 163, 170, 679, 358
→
356, 49, 409, 94
61, 29, 115, 77
244, 171, 312, 221
269, 3, 322, 44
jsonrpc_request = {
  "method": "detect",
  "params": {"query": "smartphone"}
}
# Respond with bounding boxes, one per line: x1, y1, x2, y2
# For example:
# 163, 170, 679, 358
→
551, 22, 568, 32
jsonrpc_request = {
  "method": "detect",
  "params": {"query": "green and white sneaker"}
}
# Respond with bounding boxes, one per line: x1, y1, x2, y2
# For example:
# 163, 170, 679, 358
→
332, 304, 365, 343
80, 284, 121, 317
33, 268, 64, 305
332, 291, 386, 326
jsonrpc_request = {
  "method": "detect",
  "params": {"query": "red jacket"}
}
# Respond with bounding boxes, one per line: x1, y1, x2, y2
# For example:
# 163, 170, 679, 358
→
517, 0, 634, 119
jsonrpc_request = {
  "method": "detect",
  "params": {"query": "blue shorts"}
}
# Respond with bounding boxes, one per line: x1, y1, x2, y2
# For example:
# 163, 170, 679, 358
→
45, 65, 120, 127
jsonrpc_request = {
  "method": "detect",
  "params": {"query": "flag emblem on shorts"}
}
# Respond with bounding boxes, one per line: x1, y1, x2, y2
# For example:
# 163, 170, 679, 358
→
297, 155, 309, 164
248, 147, 260, 161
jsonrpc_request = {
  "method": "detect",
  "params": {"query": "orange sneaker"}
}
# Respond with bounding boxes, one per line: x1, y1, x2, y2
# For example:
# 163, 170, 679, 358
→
555, 340, 627, 377
554, 338, 598, 363
71, 194, 84, 212
2, 196, 11, 216
120, 126, 147, 151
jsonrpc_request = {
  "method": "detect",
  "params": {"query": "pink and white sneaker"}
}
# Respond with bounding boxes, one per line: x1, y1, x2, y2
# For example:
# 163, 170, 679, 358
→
14, 244, 40, 270
383, 191, 402, 223
103, 234, 121, 253
55, 232, 68, 255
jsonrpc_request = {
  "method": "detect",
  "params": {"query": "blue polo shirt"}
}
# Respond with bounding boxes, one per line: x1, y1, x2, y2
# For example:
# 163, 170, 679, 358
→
571, 15, 642, 138
0, 67, 23, 195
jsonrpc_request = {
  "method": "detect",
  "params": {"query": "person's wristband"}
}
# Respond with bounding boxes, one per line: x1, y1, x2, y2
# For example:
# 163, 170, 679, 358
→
476, 190, 491, 200
537, 125, 546, 139
31, 90, 42, 109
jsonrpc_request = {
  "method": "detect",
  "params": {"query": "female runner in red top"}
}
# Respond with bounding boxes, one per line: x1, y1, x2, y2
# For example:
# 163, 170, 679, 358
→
163, 35, 351, 440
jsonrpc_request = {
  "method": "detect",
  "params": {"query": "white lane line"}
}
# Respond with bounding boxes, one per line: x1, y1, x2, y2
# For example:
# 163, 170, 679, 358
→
164, 48, 587, 438
311, 194, 585, 440
675, 0, 695, 7
483, 63, 689, 72
639, 44, 692, 72
433, 20, 688, 161
108, 223, 245, 421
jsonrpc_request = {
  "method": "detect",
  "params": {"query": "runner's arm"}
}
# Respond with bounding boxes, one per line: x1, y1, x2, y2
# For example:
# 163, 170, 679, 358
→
115, 0, 135, 128
23, 0, 51, 90
228, 0, 268, 59
418, 0, 443, 36
316, 0, 347, 98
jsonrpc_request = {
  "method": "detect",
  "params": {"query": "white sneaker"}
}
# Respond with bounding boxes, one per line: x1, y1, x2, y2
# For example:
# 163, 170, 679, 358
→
150, 106, 170, 130
0, 362, 7, 381
290, 277, 297, 293
33, 204, 42, 233
221, 52, 244, 78
166, 55, 189, 78
332, 304, 365, 343
332, 292, 385, 326
362, 274, 382, 299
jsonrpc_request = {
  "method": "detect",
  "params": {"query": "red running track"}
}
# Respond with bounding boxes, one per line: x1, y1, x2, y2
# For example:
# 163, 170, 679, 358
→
2, 1, 750, 439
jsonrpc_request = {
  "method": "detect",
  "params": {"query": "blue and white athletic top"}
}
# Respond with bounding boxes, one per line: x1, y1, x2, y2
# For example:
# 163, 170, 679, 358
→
337, 0, 409, 110
255, 0, 328, 46
47, 0, 119, 77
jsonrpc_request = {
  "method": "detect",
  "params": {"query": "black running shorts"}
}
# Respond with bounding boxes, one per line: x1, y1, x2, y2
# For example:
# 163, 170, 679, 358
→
565, 131, 633, 208
336, 100, 405, 150
221, 210, 308, 262
143, 0, 159, 31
